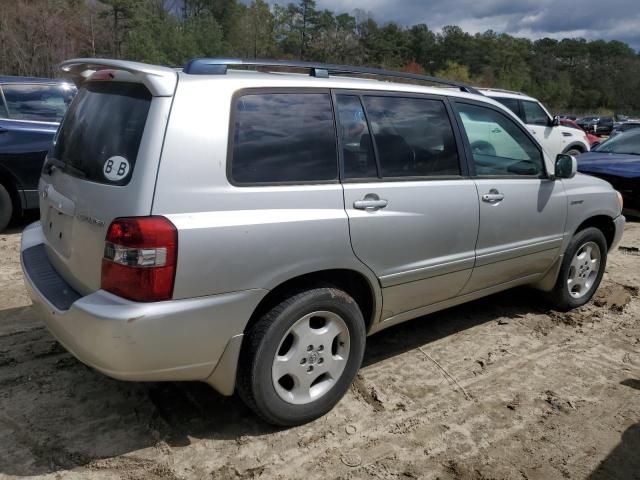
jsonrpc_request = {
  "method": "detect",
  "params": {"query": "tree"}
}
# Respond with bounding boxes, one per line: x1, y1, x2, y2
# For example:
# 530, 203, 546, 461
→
98, 0, 141, 58
435, 61, 471, 83
1, 0, 640, 113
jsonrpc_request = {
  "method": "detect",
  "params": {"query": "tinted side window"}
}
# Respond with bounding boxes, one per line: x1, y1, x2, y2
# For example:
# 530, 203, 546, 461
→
457, 102, 544, 177
361, 96, 460, 177
493, 97, 523, 121
231, 93, 338, 184
522, 101, 549, 126
335, 95, 377, 178
2, 84, 76, 122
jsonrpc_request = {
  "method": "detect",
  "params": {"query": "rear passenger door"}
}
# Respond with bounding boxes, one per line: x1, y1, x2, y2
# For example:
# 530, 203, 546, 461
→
336, 92, 479, 320
453, 100, 566, 294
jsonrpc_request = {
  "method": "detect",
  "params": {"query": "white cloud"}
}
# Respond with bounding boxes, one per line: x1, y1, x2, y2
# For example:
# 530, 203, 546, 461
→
270, 0, 640, 49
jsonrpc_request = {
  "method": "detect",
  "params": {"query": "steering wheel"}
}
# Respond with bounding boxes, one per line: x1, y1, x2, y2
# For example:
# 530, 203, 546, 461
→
471, 140, 496, 157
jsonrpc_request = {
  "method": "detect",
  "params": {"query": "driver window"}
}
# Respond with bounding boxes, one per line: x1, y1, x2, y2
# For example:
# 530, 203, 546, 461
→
522, 100, 549, 126
457, 102, 544, 177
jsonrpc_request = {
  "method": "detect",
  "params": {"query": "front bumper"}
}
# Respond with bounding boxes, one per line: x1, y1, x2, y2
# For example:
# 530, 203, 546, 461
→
612, 214, 626, 250
20, 222, 266, 389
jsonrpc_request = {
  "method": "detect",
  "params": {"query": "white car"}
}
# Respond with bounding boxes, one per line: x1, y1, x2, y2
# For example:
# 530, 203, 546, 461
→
480, 89, 590, 157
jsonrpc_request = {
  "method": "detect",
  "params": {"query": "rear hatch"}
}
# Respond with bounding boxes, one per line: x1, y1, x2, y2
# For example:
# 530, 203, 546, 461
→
39, 61, 177, 295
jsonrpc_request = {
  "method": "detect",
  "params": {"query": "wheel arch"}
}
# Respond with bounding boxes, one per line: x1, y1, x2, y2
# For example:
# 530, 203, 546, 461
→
562, 142, 587, 154
532, 213, 616, 293
574, 214, 616, 249
0, 165, 23, 217
244, 268, 380, 336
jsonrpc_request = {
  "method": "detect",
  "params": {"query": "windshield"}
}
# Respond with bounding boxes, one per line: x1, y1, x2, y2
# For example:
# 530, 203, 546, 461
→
51, 82, 151, 185
593, 130, 640, 155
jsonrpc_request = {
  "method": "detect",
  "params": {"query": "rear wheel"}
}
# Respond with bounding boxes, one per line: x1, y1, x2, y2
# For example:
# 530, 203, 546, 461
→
0, 184, 13, 233
547, 227, 607, 311
237, 286, 366, 426
565, 148, 582, 156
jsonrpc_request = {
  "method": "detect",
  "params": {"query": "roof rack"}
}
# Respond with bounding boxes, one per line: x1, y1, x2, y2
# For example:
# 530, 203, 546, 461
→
182, 58, 482, 95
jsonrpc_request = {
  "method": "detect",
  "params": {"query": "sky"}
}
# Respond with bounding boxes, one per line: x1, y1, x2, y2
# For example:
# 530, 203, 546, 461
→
278, 0, 640, 50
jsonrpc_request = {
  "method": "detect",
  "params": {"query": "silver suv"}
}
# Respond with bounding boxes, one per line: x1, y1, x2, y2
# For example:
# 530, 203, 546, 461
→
21, 59, 625, 426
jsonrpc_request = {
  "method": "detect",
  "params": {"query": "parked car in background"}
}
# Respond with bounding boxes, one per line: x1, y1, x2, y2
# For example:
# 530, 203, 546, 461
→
558, 114, 578, 121
0, 76, 76, 231
578, 130, 640, 211
610, 120, 640, 138
576, 115, 614, 136
480, 89, 590, 157
21, 58, 624, 427
560, 118, 600, 147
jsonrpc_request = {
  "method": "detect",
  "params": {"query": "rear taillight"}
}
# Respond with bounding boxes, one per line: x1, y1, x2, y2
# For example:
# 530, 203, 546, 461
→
101, 216, 177, 302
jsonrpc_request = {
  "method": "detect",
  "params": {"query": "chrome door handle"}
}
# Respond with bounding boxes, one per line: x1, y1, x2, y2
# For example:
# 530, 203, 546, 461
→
482, 189, 505, 203
353, 194, 388, 211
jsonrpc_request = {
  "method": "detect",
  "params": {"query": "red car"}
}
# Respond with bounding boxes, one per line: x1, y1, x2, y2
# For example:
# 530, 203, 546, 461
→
560, 118, 600, 147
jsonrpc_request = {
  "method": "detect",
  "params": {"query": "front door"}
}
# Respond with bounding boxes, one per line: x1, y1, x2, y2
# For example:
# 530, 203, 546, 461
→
454, 100, 567, 294
335, 92, 479, 320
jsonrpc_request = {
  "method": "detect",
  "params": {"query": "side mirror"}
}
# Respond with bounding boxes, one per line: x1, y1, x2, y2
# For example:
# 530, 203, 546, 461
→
551, 115, 560, 127
555, 153, 577, 179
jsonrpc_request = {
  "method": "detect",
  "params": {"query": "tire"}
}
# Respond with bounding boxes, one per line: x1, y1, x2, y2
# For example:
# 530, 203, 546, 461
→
565, 148, 582, 156
237, 286, 366, 426
0, 184, 13, 233
547, 227, 607, 311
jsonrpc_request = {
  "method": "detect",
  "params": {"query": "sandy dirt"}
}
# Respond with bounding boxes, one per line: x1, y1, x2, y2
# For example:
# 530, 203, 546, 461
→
0, 219, 638, 480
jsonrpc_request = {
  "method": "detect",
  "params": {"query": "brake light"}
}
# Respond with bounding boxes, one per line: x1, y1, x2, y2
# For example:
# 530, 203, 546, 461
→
101, 217, 178, 302
90, 69, 116, 81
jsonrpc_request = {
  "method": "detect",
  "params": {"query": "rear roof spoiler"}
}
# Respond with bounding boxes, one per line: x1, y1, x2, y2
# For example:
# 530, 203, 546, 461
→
59, 58, 177, 96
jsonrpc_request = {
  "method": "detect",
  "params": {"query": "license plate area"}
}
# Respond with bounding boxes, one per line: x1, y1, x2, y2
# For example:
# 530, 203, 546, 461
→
44, 206, 74, 258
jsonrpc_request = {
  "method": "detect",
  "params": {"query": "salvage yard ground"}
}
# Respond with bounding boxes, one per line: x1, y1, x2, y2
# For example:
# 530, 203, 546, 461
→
0, 219, 639, 480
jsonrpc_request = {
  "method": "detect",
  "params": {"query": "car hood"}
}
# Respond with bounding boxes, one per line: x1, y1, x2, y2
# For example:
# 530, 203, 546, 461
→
577, 151, 640, 179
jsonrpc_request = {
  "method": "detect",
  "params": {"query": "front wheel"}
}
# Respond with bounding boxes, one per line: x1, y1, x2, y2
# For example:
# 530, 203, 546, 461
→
547, 227, 607, 311
565, 148, 582, 156
237, 286, 366, 426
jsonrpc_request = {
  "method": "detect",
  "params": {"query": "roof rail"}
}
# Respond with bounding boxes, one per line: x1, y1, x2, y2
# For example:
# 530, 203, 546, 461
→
478, 87, 526, 96
182, 58, 482, 95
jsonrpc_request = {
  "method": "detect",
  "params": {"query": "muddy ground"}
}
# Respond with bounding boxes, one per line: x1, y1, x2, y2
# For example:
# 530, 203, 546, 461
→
0, 218, 638, 480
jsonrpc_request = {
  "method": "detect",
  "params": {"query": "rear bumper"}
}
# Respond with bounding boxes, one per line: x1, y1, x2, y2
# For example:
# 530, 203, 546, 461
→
20, 222, 266, 389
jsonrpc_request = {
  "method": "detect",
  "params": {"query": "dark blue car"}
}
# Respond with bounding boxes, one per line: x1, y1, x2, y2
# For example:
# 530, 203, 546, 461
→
578, 130, 640, 212
0, 76, 76, 231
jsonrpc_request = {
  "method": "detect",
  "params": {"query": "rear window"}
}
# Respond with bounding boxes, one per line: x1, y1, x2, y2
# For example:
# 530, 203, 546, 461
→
1, 83, 76, 122
231, 93, 338, 184
51, 82, 151, 185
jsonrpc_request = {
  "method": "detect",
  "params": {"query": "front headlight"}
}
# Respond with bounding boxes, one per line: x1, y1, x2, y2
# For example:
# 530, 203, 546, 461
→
616, 191, 624, 212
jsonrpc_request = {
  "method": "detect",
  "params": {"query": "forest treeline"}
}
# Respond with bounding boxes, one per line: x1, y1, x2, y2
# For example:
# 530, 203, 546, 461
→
1, 0, 639, 113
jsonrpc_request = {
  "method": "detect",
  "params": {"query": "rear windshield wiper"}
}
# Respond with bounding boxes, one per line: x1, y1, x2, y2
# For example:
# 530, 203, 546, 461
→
44, 157, 65, 173
44, 157, 86, 178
